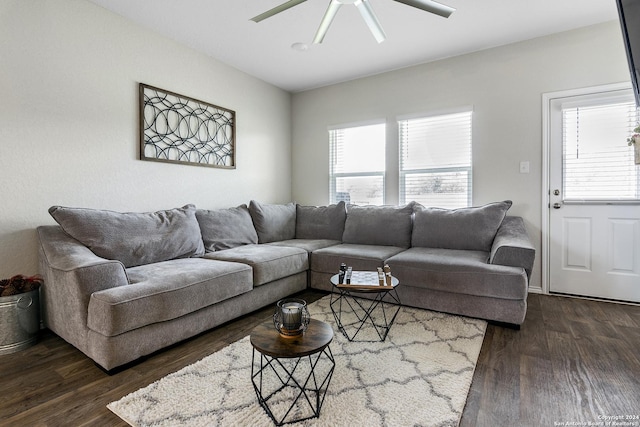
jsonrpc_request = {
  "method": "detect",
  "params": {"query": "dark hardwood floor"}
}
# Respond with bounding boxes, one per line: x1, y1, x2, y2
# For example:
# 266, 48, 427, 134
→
1, 290, 639, 427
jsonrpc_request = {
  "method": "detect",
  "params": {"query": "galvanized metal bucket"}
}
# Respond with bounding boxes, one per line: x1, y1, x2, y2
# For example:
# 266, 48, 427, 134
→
0, 288, 40, 355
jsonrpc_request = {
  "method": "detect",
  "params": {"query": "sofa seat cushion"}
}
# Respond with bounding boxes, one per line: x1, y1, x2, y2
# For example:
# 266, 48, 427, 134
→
87, 258, 252, 337
267, 239, 341, 253
311, 243, 406, 274
385, 247, 527, 300
203, 244, 308, 286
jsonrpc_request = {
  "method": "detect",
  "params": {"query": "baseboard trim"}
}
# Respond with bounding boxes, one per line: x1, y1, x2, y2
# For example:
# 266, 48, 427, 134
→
527, 286, 543, 294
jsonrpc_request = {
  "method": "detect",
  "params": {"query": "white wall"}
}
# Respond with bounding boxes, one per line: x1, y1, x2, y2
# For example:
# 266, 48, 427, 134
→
291, 21, 631, 289
0, 0, 292, 277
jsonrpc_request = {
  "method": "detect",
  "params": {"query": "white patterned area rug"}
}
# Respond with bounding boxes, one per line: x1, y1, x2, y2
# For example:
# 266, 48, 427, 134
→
108, 296, 486, 427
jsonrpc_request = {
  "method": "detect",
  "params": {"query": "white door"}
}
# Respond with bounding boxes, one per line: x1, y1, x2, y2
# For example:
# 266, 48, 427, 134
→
547, 86, 640, 303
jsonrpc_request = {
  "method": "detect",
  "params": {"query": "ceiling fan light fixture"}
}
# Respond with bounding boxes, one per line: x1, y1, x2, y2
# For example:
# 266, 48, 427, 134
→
313, 0, 342, 44
250, 0, 308, 22
355, 0, 386, 43
252, 0, 454, 44
393, 0, 455, 18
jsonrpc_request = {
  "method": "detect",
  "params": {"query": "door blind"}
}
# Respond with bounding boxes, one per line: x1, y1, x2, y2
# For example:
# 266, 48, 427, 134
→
399, 111, 472, 208
562, 101, 639, 201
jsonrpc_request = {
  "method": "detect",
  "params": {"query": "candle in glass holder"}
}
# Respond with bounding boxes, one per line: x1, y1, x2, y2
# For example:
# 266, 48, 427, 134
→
274, 298, 309, 336
282, 302, 302, 330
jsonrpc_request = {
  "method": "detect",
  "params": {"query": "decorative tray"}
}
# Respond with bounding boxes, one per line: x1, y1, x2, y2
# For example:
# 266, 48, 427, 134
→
336, 270, 395, 290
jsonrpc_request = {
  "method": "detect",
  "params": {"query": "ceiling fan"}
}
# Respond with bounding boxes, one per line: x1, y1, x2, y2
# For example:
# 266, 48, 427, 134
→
250, 0, 455, 44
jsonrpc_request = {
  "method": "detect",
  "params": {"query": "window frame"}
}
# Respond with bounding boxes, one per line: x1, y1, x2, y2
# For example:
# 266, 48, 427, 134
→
559, 91, 640, 203
397, 108, 473, 208
328, 120, 386, 205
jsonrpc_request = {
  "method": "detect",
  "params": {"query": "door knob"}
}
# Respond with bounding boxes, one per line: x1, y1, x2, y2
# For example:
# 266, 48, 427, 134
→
553, 203, 561, 209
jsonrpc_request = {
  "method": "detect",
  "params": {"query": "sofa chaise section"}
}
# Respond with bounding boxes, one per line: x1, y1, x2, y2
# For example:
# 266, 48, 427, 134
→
88, 257, 253, 337
386, 247, 528, 324
386, 203, 534, 325
38, 204, 310, 371
83, 271, 306, 371
38, 224, 259, 370
307, 201, 534, 326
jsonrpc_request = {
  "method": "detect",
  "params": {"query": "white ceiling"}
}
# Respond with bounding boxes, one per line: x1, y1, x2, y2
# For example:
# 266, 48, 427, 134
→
86, 0, 619, 92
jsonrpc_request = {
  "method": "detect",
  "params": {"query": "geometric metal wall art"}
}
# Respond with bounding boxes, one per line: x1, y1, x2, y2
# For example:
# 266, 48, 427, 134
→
139, 83, 235, 168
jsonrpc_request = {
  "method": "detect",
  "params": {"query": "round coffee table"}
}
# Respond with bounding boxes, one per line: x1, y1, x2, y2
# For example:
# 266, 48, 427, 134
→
250, 318, 335, 426
330, 271, 402, 342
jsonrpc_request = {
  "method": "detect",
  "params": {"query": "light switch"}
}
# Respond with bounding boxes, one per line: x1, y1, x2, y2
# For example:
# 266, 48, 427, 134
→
519, 161, 530, 174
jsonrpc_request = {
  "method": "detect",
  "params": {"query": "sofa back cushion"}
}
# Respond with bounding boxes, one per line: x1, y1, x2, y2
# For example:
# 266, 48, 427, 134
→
196, 205, 258, 251
296, 202, 346, 240
248, 200, 296, 243
411, 200, 512, 251
48, 204, 205, 267
342, 203, 414, 248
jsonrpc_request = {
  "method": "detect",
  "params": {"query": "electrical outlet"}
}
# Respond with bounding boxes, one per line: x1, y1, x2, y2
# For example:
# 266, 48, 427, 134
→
519, 161, 530, 174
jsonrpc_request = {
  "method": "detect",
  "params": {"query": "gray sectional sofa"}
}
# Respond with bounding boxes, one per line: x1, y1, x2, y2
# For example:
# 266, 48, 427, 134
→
37, 200, 534, 371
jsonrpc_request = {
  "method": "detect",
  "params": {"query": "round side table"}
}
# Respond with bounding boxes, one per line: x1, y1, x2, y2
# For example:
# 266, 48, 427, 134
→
250, 318, 335, 426
329, 272, 402, 341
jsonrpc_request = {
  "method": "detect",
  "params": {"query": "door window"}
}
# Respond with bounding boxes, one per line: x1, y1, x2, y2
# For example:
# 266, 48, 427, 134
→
562, 98, 639, 201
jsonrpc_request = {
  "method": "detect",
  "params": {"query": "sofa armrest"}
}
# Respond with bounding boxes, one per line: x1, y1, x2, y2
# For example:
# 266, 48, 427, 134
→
489, 216, 535, 280
37, 226, 128, 341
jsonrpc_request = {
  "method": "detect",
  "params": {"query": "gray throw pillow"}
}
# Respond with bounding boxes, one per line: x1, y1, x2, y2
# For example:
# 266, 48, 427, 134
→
342, 203, 415, 248
48, 204, 205, 267
196, 205, 258, 251
296, 202, 346, 240
411, 200, 513, 251
248, 200, 296, 243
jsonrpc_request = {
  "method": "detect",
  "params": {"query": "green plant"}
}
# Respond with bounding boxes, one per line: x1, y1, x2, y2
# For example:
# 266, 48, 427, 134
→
628, 123, 640, 146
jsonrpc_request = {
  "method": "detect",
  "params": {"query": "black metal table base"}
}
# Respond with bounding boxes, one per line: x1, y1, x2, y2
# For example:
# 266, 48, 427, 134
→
330, 288, 402, 341
251, 347, 335, 426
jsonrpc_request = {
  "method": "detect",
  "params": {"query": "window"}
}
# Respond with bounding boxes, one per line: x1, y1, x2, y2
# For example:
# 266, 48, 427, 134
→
399, 110, 472, 208
329, 122, 385, 205
562, 98, 640, 201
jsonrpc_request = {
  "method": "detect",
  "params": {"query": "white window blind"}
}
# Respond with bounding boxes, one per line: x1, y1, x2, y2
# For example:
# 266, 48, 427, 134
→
329, 123, 385, 205
562, 100, 639, 201
399, 110, 472, 208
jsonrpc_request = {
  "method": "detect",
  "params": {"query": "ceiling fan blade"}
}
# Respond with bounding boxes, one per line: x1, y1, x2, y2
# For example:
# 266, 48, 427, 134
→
354, 0, 386, 43
251, 0, 308, 23
313, 0, 342, 44
393, 0, 455, 18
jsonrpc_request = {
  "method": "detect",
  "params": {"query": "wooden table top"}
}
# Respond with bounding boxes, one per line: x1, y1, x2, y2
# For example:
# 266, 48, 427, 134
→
250, 319, 333, 359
